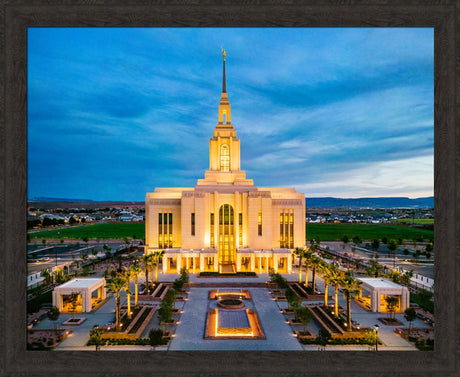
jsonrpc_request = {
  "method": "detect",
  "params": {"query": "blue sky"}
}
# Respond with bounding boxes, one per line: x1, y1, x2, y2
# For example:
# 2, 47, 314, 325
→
28, 27, 434, 201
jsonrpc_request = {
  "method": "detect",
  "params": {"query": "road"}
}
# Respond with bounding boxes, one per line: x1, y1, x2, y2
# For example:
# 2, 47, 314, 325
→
320, 242, 434, 279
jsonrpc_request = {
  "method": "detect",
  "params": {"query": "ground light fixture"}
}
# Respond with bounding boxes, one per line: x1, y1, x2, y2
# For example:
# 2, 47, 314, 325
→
374, 324, 380, 351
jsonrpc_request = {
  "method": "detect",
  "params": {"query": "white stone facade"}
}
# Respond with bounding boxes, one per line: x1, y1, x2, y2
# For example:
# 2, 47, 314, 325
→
145, 54, 305, 274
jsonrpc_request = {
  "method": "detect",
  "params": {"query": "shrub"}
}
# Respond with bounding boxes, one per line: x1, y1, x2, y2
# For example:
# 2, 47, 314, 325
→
149, 328, 164, 350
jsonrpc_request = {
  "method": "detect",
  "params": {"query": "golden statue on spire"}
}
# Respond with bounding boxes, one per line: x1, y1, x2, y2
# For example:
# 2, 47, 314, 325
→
221, 47, 226, 61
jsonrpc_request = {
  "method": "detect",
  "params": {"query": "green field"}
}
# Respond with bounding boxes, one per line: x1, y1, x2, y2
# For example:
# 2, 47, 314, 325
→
306, 223, 433, 242
395, 218, 434, 225
29, 223, 145, 240
30, 222, 434, 243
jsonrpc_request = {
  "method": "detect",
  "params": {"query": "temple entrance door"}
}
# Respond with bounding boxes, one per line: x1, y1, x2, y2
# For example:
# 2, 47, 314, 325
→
218, 204, 235, 267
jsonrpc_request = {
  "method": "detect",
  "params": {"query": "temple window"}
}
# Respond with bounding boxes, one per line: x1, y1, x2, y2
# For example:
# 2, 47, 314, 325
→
220, 144, 230, 171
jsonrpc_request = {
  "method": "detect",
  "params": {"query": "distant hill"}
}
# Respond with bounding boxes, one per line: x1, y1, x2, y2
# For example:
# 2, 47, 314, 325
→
306, 197, 434, 209
30, 197, 95, 203
28, 198, 144, 209
29, 196, 434, 210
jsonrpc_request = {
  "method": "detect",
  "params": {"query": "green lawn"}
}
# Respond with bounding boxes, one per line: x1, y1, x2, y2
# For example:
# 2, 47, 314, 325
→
306, 223, 433, 242
29, 222, 145, 240
29, 221, 434, 243
395, 218, 434, 225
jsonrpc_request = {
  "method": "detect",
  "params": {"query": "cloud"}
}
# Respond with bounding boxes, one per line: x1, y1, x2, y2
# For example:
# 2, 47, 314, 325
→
28, 27, 434, 200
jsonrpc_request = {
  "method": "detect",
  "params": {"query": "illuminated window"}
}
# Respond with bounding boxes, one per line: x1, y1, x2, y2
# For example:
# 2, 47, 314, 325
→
239, 213, 243, 246
258, 212, 262, 236
219, 204, 234, 264
210, 213, 215, 248
220, 144, 230, 171
158, 211, 173, 248
280, 210, 294, 248
158, 212, 163, 248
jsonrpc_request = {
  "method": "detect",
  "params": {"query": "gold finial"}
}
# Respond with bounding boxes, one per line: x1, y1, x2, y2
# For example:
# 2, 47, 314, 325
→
221, 47, 226, 61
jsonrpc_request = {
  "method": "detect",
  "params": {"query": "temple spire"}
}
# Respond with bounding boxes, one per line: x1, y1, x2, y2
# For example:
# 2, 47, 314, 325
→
221, 47, 226, 93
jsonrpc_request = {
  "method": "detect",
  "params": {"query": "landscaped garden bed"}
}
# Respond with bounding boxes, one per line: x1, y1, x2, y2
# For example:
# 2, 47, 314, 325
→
128, 307, 155, 334
294, 330, 315, 339
395, 327, 434, 350
160, 318, 178, 327
300, 337, 378, 346
62, 318, 86, 326
310, 305, 368, 339
27, 329, 72, 350
378, 317, 403, 326
102, 306, 156, 339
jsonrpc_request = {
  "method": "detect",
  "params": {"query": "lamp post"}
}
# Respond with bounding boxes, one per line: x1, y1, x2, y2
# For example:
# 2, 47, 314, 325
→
374, 324, 380, 351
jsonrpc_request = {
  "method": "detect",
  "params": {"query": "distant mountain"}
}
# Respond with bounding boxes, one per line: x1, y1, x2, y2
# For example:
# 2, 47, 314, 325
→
28, 198, 144, 209
29, 196, 434, 209
29, 197, 95, 203
305, 197, 434, 209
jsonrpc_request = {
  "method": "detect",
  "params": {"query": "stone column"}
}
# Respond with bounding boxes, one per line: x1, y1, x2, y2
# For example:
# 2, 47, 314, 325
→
52, 290, 63, 312
177, 255, 182, 272
250, 254, 255, 272
193, 256, 196, 274
101, 285, 106, 300
163, 256, 168, 273
273, 254, 278, 273
84, 290, 91, 313
213, 256, 218, 272
200, 254, 204, 273
259, 256, 262, 273
236, 255, 241, 272
372, 291, 380, 312
287, 253, 292, 274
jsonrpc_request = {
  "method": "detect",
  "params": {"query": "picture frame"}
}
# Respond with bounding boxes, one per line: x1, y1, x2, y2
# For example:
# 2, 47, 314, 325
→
1, 1, 457, 376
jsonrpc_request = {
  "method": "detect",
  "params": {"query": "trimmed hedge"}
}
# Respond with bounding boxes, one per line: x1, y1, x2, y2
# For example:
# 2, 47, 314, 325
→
199, 271, 256, 277
87, 338, 155, 346
300, 337, 379, 346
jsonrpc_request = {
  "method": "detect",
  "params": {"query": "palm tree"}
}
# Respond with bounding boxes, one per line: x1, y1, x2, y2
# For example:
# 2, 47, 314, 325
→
310, 256, 321, 293
141, 254, 153, 292
130, 263, 141, 308
340, 275, 362, 331
293, 248, 305, 283
121, 267, 133, 319
328, 263, 343, 317
318, 262, 332, 307
40, 269, 52, 285
106, 277, 127, 330
303, 249, 314, 287
148, 255, 157, 288
152, 250, 165, 283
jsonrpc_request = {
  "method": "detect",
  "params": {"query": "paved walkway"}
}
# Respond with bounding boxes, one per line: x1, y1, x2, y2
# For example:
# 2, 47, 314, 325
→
169, 287, 302, 351
30, 271, 430, 351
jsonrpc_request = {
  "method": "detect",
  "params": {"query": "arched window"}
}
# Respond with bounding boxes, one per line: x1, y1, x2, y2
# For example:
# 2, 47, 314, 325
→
219, 204, 234, 264
220, 144, 230, 171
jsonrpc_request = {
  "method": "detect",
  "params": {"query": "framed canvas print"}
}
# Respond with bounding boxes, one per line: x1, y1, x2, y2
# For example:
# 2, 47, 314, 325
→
1, 1, 458, 376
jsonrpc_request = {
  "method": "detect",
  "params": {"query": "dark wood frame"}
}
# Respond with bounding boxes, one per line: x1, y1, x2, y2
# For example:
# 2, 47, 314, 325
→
1, 1, 458, 376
